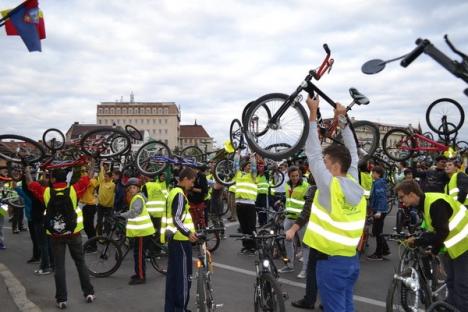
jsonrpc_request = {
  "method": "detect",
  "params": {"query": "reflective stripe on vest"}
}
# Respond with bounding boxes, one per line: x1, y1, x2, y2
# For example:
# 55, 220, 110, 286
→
44, 187, 83, 234
285, 181, 309, 220
423, 193, 468, 259
256, 175, 269, 195
303, 176, 366, 257
161, 187, 195, 242
145, 182, 167, 218
445, 172, 468, 205
235, 172, 258, 201
126, 194, 155, 237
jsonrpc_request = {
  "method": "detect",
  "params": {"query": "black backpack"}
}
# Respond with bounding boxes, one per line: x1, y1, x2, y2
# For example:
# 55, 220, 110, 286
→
45, 187, 77, 236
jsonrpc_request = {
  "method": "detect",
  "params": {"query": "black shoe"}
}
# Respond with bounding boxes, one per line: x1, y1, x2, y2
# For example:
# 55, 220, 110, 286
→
383, 250, 391, 256
291, 298, 314, 309
128, 278, 146, 285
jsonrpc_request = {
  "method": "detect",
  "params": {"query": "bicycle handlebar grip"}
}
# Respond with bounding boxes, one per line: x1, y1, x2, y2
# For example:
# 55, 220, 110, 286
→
401, 38, 428, 67
229, 234, 244, 238
323, 43, 330, 54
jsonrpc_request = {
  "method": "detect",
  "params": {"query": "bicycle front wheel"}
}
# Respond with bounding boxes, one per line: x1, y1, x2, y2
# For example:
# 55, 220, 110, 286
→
426, 98, 464, 135
352, 120, 380, 160
229, 119, 244, 151
149, 242, 168, 275
135, 140, 171, 176
80, 128, 131, 158
213, 156, 235, 186
382, 129, 415, 161
83, 236, 122, 278
42, 128, 65, 151
244, 93, 309, 161
256, 272, 285, 312
0, 134, 46, 163
180, 145, 204, 163
196, 271, 212, 312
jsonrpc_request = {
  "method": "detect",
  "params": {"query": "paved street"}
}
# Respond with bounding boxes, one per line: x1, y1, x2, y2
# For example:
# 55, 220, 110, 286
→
0, 213, 402, 312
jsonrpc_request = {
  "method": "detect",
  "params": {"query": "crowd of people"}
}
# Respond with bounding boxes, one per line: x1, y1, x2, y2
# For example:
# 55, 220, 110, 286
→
0, 95, 467, 312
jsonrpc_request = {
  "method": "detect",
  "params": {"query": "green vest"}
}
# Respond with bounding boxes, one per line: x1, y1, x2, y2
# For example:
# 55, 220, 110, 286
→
161, 187, 195, 242
423, 193, 468, 259
205, 174, 213, 200
0, 202, 8, 217
303, 177, 366, 257
228, 184, 236, 193
44, 187, 83, 235
445, 172, 468, 205
126, 193, 155, 238
285, 180, 309, 220
145, 182, 167, 218
360, 171, 372, 198
256, 175, 269, 195
234, 171, 258, 202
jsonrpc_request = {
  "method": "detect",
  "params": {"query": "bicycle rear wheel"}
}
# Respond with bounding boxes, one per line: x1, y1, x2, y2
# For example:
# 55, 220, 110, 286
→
83, 236, 122, 278
426, 98, 464, 135
0, 134, 46, 163
351, 120, 380, 160
42, 128, 65, 151
135, 140, 171, 176
181, 145, 204, 163
125, 124, 143, 141
149, 242, 168, 275
80, 128, 131, 158
213, 156, 235, 186
382, 129, 415, 161
268, 170, 285, 189
229, 119, 244, 151
244, 93, 309, 161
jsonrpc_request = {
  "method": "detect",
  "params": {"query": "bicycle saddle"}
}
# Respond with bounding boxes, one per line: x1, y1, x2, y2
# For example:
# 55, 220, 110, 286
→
349, 88, 369, 105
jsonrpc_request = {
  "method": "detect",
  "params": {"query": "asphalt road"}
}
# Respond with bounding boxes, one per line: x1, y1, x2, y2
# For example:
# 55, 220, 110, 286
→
0, 212, 402, 312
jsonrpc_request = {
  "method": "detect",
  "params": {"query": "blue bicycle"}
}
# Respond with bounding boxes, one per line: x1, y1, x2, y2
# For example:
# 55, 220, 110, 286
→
135, 140, 202, 176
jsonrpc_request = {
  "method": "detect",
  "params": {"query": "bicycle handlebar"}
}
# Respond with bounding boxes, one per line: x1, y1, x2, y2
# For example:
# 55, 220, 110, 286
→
400, 38, 428, 67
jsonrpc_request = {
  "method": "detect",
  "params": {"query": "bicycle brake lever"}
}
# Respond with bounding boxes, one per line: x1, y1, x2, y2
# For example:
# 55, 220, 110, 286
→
444, 34, 468, 59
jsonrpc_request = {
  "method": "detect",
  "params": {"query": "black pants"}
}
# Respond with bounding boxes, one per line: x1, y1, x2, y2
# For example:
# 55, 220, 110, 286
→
82, 204, 96, 240
255, 194, 268, 226
372, 214, 389, 256
51, 234, 94, 302
11, 205, 24, 231
133, 236, 149, 279
304, 248, 318, 305
236, 203, 256, 250
28, 220, 40, 259
96, 205, 112, 236
165, 240, 192, 312
34, 221, 53, 270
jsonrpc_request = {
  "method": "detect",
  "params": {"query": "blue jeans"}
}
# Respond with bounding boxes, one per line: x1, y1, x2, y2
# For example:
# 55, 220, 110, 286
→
316, 254, 360, 312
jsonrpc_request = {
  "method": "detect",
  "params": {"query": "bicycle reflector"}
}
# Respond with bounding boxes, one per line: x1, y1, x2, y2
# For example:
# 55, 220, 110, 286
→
196, 259, 204, 269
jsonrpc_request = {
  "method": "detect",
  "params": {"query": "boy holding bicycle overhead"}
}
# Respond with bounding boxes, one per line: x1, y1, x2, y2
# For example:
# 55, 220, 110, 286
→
303, 95, 366, 312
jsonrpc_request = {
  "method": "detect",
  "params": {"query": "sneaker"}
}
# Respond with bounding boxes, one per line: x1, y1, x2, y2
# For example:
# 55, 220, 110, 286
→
128, 278, 146, 285
367, 254, 383, 261
291, 298, 314, 309
27, 258, 40, 264
34, 268, 52, 275
12, 229, 20, 234
278, 266, 294, 273
85, 294, 95, 303
298, 256, 304, 263
56, 301, 67, 309
0, 243, 6, 250
297, 270, 307, 279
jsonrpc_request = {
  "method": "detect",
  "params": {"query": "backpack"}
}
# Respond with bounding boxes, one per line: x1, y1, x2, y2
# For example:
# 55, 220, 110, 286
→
45, 187, 77, 236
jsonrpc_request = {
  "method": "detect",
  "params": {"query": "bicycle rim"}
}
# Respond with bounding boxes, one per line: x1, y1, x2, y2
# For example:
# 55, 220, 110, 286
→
352, 120, 380, 160
42, 128, 65, 151
83, 237, 122, 277
213, 157, 235, 186
229, 119, 244, 151
0, 134, 45, 163
382, 129, 414, 161
80, 128, 131, 158
135, 140, 170, 176
244, 93, 308, 161
197, 272, 208, 312
180, 145, 204, 163
206, 231, 221, 253
426, 98, 464, 135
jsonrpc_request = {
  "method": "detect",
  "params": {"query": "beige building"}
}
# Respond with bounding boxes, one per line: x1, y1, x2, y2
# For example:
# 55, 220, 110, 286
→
96, 95, 181, 150
178, 122, 214, 153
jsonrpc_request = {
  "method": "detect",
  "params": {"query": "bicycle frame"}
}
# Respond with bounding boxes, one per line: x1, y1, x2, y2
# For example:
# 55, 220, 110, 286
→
400, 132, 449, 153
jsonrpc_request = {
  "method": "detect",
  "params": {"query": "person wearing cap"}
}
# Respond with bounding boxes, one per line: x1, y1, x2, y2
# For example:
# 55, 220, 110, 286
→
119, 177, 155, 285
445, 158, 468, 205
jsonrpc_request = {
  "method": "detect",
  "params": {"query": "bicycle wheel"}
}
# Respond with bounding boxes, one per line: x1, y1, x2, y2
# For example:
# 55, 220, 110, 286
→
0, 134, 46, 163
268, 170, 285, 189
382, 129, 415, 161
426, 98, 464, 135
242, 100, 272, 137
181, 145, 204, 163
244, 93, 309, 161
213, 157, 235, 186
80, 128, 131, 158
196, 271, 209, 312
206, 230, 221, 253
149, 242, 168, 275
265, 143, 292, 156
83, 236, 122, 278
7, 162, 24, 182
257, 272, 285, 312
456, 140, 468, 154
395, 209, 404, 234
125, 124, 143, 141
229, 119, 244, 151
352, 120, 380, 160
437, 122, 458, 145
42, 128, 65, 151
427, 301, 459, 312
135, 140, 171, 176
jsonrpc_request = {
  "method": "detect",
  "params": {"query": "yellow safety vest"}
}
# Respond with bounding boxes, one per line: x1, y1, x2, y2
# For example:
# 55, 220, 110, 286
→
445, 172, 468, 205
0, 203, 8, 217
234, 171, 258, 202
303, 177, 366, 257
44, 187, 83, 235
205, 174, 213, 200
256, 175, 269, 195
161, 187, 195, 242
423, 193, 468, 259
360, 171, 372, 199
126, 194, 155, 238
285, 180, 309, 220
145, 182, 167, 218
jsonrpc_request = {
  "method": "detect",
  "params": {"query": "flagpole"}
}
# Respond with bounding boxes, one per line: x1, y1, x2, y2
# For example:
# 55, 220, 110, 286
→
0, 0, 31, 27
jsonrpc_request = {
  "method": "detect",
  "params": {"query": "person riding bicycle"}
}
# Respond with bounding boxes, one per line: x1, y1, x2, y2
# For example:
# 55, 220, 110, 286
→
303, 95, 366, 312
396, 180, 468, 311
444, 158, 468, 205
119, 177, 155, 285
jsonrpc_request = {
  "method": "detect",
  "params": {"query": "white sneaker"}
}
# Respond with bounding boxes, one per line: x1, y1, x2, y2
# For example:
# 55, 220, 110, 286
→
298, 256, 304, 263
278, 266, 294, 273
86, 294, 96, 303
56, 301, 67, 309
297, 270, 307, 279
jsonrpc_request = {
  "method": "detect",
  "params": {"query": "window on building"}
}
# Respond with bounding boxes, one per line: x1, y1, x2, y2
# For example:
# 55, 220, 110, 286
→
164, 129, 168, 134
165, 119, 168, 124
146, 108, 150, 114
141, 119, 144, 124
116, 108, 121, 114
159, 129, 162, 134
146, 119, 150, 124
98, 120, 102, 124
129, 108, 133, 114
164, 139, 168, 144
123, 108, 127, 114
98, 108, 103, 114
104, 108, 109, 114
152, 108, 157, 114
159, 119, 162, 124
164, 108, 168, 114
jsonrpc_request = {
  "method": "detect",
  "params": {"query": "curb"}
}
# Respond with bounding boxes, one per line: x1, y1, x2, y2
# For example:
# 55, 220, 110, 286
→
0, 262, 41, 312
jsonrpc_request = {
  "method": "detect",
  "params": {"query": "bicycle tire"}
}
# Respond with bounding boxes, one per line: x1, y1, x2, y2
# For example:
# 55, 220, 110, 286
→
7, 162, 24, 182
6, 195, 24, 208
196, 271, 209, 312
437, 122, 458, 145
0, 134, 46, 163
206, 231, 221, 253
268, 170, 285, 189
426, 98, 464, 135
125, 124, 143, 141
257, 272, 285, 312
213, 157, 236, 186
42, 128, 65, 151
244, 93, 309, 161
456, 140, 468, 154
427, 301, 459, 312
149, 242, 168, 275
351, 120, 380, 160
229, 119, 244, 151
135, 140, 171, 176
242, 100, 272, 138
180, 145, 204, 163
382, 128, 415, 161
83, 236, 122, 278
396, 209, 404, 234
80, 128, 131, 158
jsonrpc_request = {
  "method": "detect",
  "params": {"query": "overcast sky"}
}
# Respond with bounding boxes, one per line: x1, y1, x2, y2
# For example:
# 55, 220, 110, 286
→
1, 0, 467, 147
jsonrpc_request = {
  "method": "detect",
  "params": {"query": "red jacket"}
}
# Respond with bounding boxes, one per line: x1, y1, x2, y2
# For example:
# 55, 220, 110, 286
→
28, 176, 90, 203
